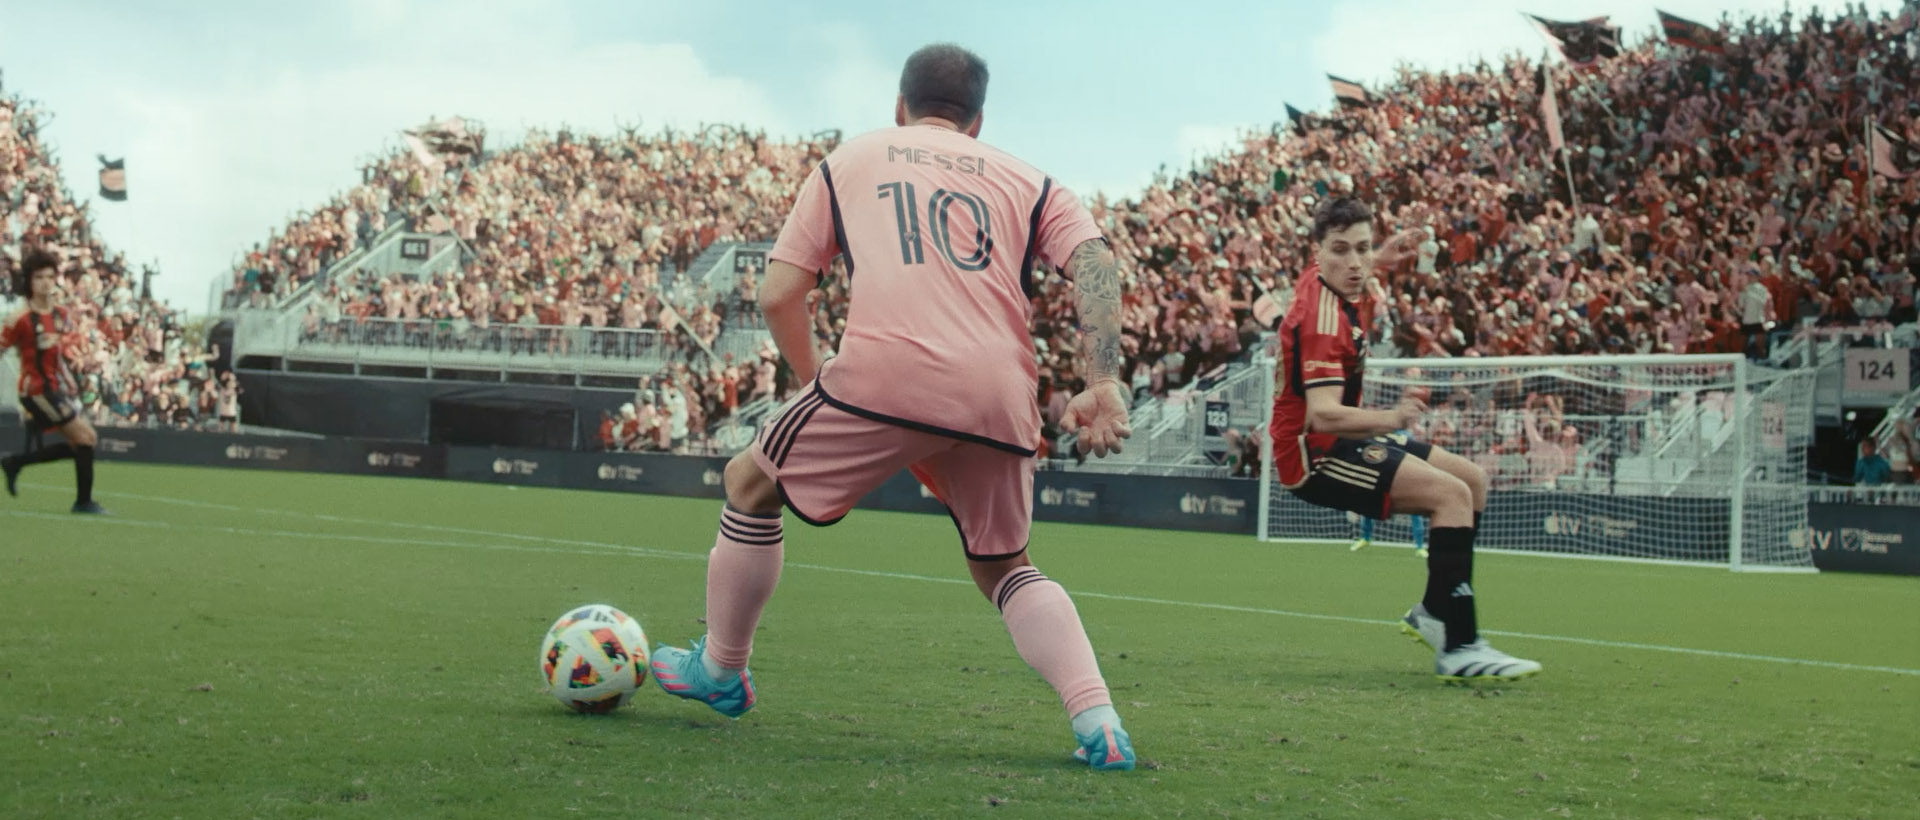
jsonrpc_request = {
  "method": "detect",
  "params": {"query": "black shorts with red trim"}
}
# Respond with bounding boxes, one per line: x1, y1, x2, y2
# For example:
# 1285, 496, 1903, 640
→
20, 391, 80, 431
1287, 433, 1434, 520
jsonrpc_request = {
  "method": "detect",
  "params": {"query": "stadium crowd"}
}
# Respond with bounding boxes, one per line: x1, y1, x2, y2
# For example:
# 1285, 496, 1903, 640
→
399, 8, 1920, 461
2, 88, 236, 432
8, 4, 1916, 461
1043, 5, 1919, 472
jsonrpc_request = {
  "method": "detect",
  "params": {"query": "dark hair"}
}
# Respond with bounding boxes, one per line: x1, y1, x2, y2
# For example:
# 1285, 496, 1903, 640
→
14, 248, 58, 294
899, 43, 989, 126
1310, 197, 1374, 244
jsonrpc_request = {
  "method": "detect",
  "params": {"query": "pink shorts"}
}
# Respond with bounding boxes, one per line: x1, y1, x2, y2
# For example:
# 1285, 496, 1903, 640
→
752, 382, 1034, 561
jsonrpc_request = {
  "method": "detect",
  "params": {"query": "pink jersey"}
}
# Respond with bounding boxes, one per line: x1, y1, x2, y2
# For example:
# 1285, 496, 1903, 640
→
771, 124, 1102, 455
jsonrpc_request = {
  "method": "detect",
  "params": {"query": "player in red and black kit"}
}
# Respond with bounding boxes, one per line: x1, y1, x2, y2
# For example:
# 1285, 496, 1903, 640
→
1270, 198, 1537, 682
1, 249, 105, 514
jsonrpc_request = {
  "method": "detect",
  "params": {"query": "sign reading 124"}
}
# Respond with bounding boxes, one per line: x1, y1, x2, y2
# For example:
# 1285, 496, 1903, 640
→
1843, 349, 1909, 393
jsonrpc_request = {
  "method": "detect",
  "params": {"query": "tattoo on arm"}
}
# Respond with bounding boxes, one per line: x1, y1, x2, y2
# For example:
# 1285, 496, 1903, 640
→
1070, 239, 1125, 383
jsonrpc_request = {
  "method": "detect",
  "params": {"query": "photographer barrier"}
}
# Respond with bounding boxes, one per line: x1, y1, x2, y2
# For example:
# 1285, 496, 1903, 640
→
80, 427, 1257, 534
233, 371, 633, 447
49, 425, 1920, 573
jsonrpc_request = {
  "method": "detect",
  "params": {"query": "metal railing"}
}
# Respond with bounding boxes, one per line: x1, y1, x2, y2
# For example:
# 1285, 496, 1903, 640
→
288, 317, 706, 373
1869, 386, 1920, 450
219, 211, 410, 314
1055, 359, 1272, 478
1807, 485, 1920, 506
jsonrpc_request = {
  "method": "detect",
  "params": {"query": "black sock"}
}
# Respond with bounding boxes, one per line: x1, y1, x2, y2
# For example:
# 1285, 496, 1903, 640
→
74, 445, 95, 505
17, 441, 74, 467
1422, 526, 1479, 650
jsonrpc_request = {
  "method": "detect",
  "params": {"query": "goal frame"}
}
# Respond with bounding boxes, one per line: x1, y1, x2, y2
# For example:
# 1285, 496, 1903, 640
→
1256, 352, 1815, 573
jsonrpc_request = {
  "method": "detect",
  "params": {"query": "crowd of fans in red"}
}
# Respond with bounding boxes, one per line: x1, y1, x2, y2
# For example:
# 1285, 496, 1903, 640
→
2, 88, 237, 432
7, 6, 1917, 450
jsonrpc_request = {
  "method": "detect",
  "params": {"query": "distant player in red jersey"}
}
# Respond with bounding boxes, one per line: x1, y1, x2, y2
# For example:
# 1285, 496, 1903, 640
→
646, 43, 1137, 769
1270, 197, 1538, 682
1, 249, 105, 513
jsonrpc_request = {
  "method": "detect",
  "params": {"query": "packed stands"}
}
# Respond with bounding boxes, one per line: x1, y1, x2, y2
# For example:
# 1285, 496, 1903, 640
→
152, 6, 1903, 462
2, 87, 228, 431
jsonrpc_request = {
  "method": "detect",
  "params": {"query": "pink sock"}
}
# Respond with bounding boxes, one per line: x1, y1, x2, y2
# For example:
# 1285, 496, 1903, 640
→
704, 506, 785, 670
994, 567, 1112, 717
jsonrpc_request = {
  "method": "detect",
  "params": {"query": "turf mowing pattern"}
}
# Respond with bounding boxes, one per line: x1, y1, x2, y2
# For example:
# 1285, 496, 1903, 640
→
2, 464, 1914, 819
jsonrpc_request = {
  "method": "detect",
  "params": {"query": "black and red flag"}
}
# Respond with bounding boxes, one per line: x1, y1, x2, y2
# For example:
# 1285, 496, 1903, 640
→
1526, 14, 1622, 66
97, 156, 126, 202
1870, 123, 1916, 180
1327, 75, 1370, 108
1536, 65, 1565, 153
1286, 103, 1310, 136
1658, 10, 1727, 53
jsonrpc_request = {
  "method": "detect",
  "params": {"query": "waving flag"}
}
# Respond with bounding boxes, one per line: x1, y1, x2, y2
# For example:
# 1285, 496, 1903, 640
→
1328, 75, 1370, 108
97, 156, 126, 202
1537, 65, 1564, 152
1871, 123, 1916, 180
1286, 103, 1310, 137
1658, 10, 1727, 53
1527, 14, 1622, 66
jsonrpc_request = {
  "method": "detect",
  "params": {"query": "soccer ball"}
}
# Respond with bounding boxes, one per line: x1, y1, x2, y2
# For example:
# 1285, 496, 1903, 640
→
539, 604, 650, 714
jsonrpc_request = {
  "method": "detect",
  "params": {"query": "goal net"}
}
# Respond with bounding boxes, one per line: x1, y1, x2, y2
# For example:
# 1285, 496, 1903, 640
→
1258, 354, 1817, 571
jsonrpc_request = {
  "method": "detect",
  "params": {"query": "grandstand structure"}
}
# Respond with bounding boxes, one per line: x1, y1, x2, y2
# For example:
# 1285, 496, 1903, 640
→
207, 5, 1916, 463
5, 4, 1917, 481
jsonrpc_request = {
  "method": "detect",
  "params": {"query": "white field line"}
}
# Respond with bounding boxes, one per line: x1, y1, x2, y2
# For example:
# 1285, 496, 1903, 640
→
15, 484, 1920, 678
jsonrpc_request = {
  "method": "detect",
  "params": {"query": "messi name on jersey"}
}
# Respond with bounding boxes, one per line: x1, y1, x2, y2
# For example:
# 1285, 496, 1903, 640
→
886, 146, 988, 176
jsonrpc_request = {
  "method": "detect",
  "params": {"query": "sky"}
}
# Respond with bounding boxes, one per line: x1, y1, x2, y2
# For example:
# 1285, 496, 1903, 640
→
0, 0, 1904, 312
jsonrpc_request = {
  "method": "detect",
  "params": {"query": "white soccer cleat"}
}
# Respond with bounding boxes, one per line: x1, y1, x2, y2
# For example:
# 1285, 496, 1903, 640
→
1434, 640, 1543, 683
1399, 603, 1446, 652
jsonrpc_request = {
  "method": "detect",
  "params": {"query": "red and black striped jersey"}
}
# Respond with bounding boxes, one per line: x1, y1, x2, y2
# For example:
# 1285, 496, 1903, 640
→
1269, 267, 1371, 487
1, 306, 79, 397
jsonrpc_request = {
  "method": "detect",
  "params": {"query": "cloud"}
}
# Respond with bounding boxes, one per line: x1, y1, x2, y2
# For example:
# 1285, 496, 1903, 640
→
1175, 124, 1252, 168
792, 22, 899, 137
27, 0, 791, 310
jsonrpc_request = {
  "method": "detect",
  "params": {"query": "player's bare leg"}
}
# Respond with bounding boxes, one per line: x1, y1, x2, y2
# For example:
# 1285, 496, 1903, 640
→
967, 552, 1133, 770
650, 450, 782, 718
1388, 456, 1538, 682
1421, 445, 1488, 521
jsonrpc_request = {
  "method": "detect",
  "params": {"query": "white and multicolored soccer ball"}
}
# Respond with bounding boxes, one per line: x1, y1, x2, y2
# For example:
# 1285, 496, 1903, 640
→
539, 604, 650, 714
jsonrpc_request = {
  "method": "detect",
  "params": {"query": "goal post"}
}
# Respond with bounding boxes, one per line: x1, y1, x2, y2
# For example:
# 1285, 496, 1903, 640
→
1258, 353, 1817, 572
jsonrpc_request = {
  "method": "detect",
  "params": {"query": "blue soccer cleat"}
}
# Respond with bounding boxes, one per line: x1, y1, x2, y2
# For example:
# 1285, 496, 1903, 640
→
1070, 722, 1136, 771
650, 636, 756, 718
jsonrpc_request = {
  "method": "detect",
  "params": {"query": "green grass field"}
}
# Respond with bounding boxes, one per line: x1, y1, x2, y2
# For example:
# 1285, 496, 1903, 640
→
2, 463, 1915, 819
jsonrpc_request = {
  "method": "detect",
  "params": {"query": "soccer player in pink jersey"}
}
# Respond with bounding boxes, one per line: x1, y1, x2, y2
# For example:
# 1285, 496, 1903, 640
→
649, 43, 1138, 770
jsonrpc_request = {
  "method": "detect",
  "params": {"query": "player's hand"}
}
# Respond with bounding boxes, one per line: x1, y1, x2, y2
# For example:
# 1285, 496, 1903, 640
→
1062, 379, 1132, 458
1392, 396, 1428, 430
1374, 228, 1426, 270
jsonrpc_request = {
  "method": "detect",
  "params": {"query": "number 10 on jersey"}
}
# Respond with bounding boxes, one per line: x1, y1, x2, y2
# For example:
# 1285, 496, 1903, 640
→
877, 182, 995, 271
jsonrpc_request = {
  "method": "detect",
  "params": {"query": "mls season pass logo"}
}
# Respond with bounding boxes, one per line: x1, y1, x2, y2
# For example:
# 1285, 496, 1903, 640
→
1790, 526, 1899, 554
